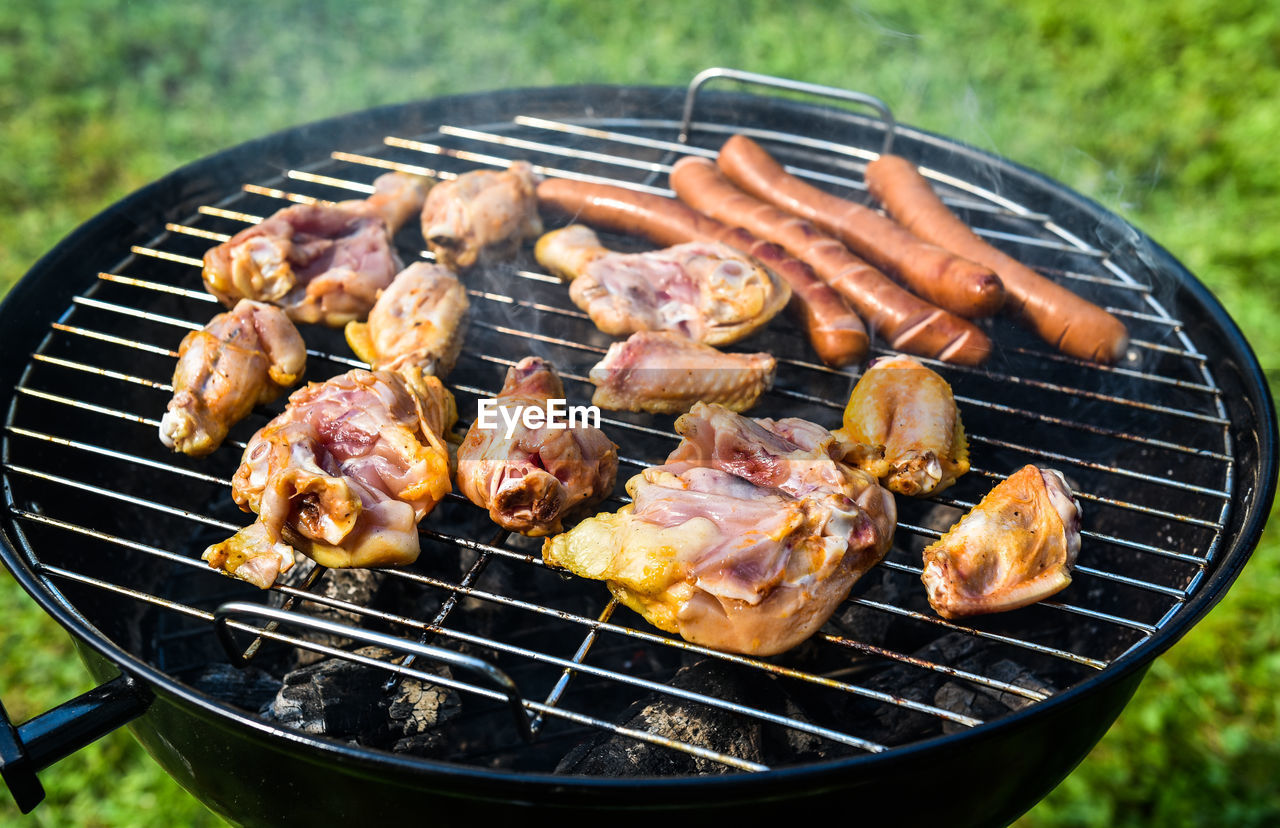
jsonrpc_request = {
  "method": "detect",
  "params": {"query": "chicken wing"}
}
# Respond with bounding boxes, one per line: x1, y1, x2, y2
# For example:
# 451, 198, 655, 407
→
456, 357, 617, 536
343, 262, 469, 377
921, 464, 1082, 618
835, 354, 969, 497
534, 224, 790, 346
543, 403, 896, 656
203, 172, 430, 326
160, 299, 306, 457
588, 331, 776, 415
203, 366, 457, 588
420, 161, 542, 270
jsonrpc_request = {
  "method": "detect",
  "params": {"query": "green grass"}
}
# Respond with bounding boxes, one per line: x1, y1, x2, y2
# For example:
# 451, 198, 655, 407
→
1, 1, 1277, 824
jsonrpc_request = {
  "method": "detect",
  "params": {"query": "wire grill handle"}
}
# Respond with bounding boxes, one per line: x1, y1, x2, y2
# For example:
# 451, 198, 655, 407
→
680, 67, 897, 155
213, 601, 534, 743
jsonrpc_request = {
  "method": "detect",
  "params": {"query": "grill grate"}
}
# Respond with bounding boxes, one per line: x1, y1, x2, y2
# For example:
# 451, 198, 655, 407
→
1, 95, 1234, 773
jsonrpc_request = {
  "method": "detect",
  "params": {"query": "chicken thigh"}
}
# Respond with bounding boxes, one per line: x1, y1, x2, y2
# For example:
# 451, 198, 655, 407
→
344, 262, 470, 377
456, 357, 618, 536
543, 403, 896, 656
921, 464, 1082, 618
203, 366, 457, 588
835, 354, 969, 497
589, 331, 776, 414
203, 172, 430, 326
160, 299, 306, 456
420, 161, 542, 270
534, 224, 790, 346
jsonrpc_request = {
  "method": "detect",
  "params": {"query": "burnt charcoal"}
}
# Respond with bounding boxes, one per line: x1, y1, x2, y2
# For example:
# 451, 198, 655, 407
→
270, 568, 388, 668
768, 694, 848, 764
556, 659, 773, 776
844, 631, 984, 746
389, 671, 463, 754
935, 657, 1056, 735
266, 645, 393, 738
188, 663, 282, 714
264, 645, 460, 751
831, 565, 914, 646
843, 632, 1058, 747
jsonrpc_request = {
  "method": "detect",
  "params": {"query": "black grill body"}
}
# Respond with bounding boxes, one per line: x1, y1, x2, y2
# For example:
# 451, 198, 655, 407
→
0, 83, 1273, 826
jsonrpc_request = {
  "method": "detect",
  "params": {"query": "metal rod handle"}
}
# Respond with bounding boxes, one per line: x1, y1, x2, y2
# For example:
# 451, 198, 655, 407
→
213, 601, 534, 742
0, 673, 151, 813
680, 67, 897, 155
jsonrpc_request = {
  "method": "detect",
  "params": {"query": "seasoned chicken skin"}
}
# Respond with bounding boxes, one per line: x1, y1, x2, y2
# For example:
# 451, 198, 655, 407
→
203, 367, 457, 588
421, 161, 542, 270
456, 357, 618, 536
159, 299, 306, 457
922, 464, 1082, 618
835, 354, 969, 497
589, 331, 776, 415
344, 262, 469, 377
203, 172, 430, 326
543, 403, 896, 656
534, 224, 790, 346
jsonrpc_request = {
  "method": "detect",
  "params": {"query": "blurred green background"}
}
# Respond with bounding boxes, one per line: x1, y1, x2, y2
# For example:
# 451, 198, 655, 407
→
1, 1, 1276, 825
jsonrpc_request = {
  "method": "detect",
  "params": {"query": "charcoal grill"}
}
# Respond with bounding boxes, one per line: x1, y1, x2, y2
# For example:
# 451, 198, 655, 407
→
0, 70, 1274, 826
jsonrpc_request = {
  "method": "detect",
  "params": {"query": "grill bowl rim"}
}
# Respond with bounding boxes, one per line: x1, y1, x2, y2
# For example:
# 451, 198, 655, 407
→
0, 82, 1275, 810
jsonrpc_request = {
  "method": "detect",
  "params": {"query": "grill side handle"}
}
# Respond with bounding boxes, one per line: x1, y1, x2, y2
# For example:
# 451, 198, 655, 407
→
0, 672, 152, 814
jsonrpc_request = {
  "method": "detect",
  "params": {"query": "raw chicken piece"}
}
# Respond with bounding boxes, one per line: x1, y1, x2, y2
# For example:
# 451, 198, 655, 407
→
160, 299, 306, 457
921, 464, 1082, 618
543, 403, 896, 656
203, 172, 430, 326
456, 357, 617, 536
344, 262, 469, 377
589, 331, 776, 414
534, 224, 790, 346
202, 367, 457, 588
420, 161, 542, 270
835, 354, 969, 497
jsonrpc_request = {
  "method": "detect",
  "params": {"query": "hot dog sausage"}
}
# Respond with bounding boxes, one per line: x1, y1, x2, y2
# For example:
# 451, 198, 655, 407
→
670, 156, 990, 366
536, 178, 868, 366
717, 135, 1005, 320
864, 153, 1129, 364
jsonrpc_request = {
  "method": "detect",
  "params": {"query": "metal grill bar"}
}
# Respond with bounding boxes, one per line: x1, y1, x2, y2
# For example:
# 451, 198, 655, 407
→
534, 599, 619, 733
32, 354, 172, 392
164, 223, 231, 243
130, 245, 203, 268
6, 426, 229, 487
4, 463, 237, 531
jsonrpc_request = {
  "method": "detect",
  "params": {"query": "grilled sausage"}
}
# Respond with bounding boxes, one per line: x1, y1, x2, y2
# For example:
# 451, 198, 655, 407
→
716, 134, 1005, 319
864, 153, 1130, 364
670, 156, 991, 366
536, 178, 868, 366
